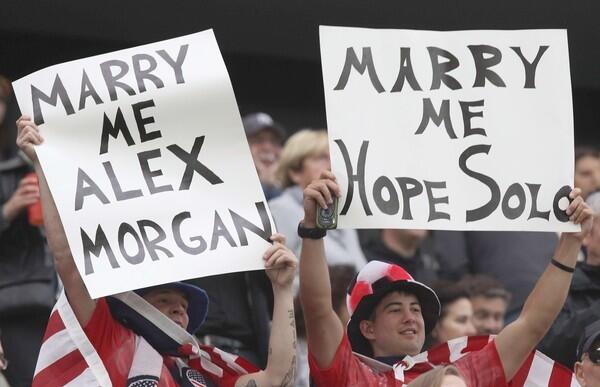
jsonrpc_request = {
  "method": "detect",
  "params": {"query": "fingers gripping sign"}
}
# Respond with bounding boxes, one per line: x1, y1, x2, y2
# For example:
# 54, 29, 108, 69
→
564, 187, 594, 242
263, 233, 298, 289
16, 115, 44, 163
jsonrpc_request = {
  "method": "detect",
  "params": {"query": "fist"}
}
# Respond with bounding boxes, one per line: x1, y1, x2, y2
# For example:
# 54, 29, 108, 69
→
302, 171, 341, 228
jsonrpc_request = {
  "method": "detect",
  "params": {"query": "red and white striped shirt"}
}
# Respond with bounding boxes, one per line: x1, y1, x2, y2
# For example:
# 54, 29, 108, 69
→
309, 333, 580, 386
33, 292, 257, 387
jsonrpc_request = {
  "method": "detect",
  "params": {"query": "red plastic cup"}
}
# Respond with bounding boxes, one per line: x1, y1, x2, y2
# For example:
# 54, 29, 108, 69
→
25, 172, 43, 227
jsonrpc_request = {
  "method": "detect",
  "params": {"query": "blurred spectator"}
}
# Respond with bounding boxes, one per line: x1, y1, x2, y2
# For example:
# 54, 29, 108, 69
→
0, 75, 56, 387
269, 129, 366, 270
243, 112, 286, 200
364, 229, 438, 285
459, 274, 510, 335
294, 264, 356, 387
329, 264, 357, 326
426, 280, 476, 349
575, 146, 600, 200
185, 113, 285, 368
433, 230, 557, 322
574, 320, 600, 387
538, 190, 600, 368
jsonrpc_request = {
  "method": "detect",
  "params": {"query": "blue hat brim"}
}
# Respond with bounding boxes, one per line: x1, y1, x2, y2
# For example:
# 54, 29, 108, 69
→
134, 282, 209, 335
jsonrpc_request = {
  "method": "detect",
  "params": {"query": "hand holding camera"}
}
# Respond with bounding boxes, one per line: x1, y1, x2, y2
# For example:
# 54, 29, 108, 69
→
302, 171, 341, 230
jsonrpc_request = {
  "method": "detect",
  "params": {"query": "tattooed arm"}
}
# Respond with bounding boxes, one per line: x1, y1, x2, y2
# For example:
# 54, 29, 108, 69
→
235, 234, 297, 387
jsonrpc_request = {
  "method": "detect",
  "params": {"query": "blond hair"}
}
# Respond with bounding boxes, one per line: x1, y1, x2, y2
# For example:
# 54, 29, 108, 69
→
276, 129, 328, 188
407, 365, 463, 387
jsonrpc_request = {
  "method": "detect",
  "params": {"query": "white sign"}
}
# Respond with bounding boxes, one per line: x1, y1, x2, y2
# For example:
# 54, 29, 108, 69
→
13, 30, 275, 298
320, 26, 577, 232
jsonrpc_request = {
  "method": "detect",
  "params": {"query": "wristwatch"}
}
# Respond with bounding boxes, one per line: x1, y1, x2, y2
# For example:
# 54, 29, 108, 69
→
297, 221, 327, 239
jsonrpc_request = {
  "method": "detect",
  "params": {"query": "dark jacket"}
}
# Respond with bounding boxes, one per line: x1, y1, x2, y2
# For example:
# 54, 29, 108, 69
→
0, 155, 56, 315
433, 230, 558, 318
364, 238, 439, 286
188, 270, 272, 368
537, 262, 600, 368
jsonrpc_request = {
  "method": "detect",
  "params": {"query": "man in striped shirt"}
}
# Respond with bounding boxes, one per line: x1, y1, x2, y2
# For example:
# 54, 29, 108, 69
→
18, 115, 299, 387
299, 171, 591, 386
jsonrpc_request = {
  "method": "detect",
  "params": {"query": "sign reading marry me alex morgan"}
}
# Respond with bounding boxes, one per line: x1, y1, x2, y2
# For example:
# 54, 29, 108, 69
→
319, 26, 578, 232
12, 30, 275, 298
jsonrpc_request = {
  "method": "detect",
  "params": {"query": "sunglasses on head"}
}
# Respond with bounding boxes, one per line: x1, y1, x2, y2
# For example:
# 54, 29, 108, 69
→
588, 347, 600, 364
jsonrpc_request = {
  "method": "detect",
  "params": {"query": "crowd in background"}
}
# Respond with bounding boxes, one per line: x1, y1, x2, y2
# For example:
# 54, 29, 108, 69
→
1, 72, 600, 387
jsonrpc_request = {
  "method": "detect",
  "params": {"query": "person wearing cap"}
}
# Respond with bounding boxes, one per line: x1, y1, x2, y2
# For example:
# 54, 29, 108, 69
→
17, 116, 298, 387
574, 320, 600, 386
299, 171, 592, 386
242, 112, 286, 201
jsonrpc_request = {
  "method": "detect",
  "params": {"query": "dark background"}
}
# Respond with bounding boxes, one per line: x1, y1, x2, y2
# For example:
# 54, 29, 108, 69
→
1, 0, 598, 143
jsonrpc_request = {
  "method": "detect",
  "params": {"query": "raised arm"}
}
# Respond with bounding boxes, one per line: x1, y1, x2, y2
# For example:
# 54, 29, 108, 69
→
236, 233, 297, 387
298, 171, 345, 368
495, 188, 592, 381
16, 116, 96, 326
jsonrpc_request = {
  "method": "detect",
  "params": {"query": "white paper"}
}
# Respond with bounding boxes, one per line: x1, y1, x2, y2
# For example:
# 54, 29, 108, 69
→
320, 26, 577, 232
13, 30, 275, 298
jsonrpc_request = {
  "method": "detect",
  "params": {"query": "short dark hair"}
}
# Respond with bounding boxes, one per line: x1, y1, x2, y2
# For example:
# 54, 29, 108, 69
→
295, 264, 357, 339
575, 146, 600, 163
431, 280, 470, 319
459, 274, 511, 303
330, 264, 357, 311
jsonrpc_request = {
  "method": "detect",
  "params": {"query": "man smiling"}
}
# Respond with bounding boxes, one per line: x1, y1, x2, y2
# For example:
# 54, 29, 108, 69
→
299, 171, 591, 386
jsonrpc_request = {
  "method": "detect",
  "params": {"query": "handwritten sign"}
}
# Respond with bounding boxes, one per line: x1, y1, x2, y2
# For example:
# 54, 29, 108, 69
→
13, 30, 275, 298
320, 26, 577, 232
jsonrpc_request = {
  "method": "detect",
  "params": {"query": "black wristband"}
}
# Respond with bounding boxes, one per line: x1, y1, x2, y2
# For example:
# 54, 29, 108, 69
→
297, 222, 327, 239
550, 258, 576, 273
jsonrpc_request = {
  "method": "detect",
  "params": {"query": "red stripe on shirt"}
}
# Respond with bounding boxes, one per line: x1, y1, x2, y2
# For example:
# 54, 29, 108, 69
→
548, 362, 573, 387
462, 335, 489, 354
428, 342, 451, 364
42, 310, 65, 342
509, 351, 535, 387
32, 349, 88, 387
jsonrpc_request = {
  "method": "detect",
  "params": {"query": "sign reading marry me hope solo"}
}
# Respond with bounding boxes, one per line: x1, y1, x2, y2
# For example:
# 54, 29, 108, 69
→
320, 26, 578, 232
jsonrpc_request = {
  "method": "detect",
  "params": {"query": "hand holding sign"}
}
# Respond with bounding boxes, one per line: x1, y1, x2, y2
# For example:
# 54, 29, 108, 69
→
320, 26, 577, 232
12, 30, 276, 298
263, 233, 298, 289
15, 115, 42, 162
564, 188, 593, 242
